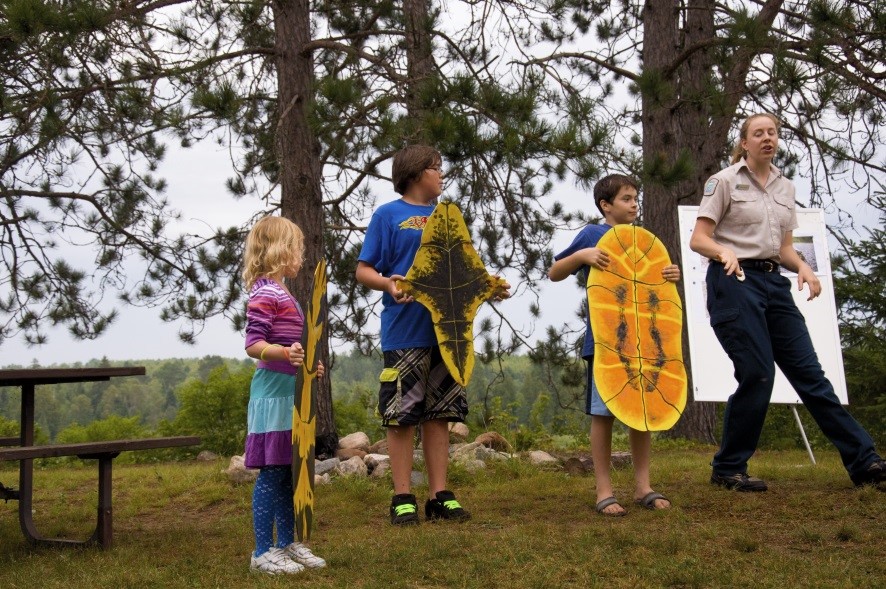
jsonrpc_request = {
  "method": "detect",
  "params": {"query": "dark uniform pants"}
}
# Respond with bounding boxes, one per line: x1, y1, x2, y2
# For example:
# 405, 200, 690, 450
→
705, 262, 877, 478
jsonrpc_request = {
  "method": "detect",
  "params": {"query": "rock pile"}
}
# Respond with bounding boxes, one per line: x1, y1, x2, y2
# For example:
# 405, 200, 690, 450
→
223, 426, 632, 485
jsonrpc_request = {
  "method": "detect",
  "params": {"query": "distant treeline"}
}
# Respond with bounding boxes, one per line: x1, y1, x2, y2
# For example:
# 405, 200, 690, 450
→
1, 350, 881, 457
0, 356, 251, 440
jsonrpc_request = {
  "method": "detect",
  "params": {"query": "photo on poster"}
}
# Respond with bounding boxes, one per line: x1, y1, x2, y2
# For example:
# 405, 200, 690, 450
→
781, 233, 818, 275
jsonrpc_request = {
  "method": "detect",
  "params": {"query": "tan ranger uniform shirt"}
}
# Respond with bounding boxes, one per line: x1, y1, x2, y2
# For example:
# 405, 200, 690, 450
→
697, 158, 798, 263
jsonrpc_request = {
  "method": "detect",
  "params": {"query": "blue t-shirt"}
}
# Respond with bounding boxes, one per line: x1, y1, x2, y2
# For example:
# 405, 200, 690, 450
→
358, 199, 438, 351
553, 223, 612, 358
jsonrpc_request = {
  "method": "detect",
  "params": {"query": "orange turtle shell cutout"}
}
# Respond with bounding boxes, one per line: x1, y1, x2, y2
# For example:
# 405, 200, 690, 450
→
587, 225, 687, 431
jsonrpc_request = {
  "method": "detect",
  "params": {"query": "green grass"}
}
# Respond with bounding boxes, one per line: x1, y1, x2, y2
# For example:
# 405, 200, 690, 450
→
0, 448, 883, 588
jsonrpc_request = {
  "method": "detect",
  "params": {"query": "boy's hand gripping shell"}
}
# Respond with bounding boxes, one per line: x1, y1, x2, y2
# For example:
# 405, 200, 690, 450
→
586, 225, 687, 431
396, 201, 508, 387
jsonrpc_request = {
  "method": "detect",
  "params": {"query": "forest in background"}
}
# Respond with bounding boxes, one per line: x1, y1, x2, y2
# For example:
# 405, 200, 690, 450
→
2, 347, 881, 459
3, 0, 883, 455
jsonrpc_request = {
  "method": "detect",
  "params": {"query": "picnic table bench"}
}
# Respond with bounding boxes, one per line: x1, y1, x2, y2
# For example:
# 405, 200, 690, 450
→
0, 367, 201, 549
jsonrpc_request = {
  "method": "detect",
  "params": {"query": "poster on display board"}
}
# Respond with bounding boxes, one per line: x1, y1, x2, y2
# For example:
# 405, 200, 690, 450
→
676, 206, 848, 405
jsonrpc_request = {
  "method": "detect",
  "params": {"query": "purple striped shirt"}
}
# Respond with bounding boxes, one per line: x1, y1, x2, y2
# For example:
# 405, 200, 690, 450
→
244, 278, 304, 375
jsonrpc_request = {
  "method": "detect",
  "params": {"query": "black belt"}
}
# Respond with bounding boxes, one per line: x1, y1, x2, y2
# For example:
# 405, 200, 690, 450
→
740, 259, 780, 273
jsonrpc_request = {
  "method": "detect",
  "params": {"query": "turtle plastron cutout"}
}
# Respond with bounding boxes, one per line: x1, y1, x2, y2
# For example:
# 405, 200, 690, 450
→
292, 259, 327, 541
587, 225, 687, 431
397, 201, 507, 386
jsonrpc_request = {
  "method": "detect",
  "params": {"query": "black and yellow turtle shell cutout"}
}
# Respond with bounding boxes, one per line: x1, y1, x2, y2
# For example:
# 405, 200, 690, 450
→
292, 258, 326, 541
398, 201, 507, 387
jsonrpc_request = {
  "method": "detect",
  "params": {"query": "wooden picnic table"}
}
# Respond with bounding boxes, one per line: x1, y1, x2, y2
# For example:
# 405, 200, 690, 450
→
0, 367, 200, 549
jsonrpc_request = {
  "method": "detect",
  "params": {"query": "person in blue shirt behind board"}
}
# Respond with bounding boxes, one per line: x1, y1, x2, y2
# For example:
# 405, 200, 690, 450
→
356, 144, 510, 525
549, 174, 680, 516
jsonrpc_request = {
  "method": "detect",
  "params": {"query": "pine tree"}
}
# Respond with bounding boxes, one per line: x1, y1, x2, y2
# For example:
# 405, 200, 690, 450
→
5, 1, 877, 445
528, 0, 884, 440
1, 1, 600, 451
832, 188, 886, 448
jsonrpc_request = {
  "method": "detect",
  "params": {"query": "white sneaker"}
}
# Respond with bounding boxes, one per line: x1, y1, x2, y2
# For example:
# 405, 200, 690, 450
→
283, 542, 327, 568
250, 547, 305, 575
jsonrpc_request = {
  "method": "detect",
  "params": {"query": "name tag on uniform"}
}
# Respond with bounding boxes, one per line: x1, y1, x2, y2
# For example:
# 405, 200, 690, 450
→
735, 184, 750, 191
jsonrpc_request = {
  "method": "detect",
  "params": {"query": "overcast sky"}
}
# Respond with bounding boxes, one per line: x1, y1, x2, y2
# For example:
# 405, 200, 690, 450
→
2, 140, 587, 368
2, 144, 249, 366
4, 4, 880, 369
0, 142, 877, 366
2, 139, 876, 368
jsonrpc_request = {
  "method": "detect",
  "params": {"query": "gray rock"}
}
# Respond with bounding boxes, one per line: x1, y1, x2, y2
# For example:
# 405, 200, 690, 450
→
410, 470, 425, 486
370, 461, 390, 479
451, 442, 482, 462
412, 449, 425, 466
474, 446, 514, 462
364, 453, 390, 471
475, 445, 510, 461
196, 450, 219, 461
448, 422, 469, 443
224, 455, 258, 484
461, 459, 486, 473
338, 432, 371, 452
315, 457, 340, 476
528, 450, 559, 465
314, 473, 331, 486
336, 456, 368, 477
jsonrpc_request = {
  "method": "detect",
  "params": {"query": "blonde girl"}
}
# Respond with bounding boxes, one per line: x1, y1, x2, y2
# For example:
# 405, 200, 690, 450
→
242, 216, 326, 574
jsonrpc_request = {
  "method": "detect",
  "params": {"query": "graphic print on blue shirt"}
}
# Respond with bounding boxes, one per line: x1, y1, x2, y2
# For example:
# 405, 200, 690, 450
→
553, 223, 612, 358
358, 199, 438, 351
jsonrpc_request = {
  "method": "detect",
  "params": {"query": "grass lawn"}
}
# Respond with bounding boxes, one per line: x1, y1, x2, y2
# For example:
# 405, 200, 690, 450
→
0, 446, 883, 588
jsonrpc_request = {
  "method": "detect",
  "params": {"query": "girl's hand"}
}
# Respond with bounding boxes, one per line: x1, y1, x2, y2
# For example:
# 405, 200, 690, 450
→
316, 361, 325, 378
662, 264, 681, 283
288, 343, 305, 368
387, 274, 414, 304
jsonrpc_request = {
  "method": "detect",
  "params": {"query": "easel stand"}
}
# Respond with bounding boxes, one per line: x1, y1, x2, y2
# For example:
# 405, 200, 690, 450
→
791, 405, 816, 465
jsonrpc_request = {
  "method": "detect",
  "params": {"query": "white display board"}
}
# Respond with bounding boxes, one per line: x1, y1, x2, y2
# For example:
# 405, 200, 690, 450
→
677, 206, 847, 404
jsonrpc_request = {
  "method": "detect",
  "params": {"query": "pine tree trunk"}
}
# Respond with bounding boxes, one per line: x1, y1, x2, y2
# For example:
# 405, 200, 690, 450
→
273, 0, 338, 457
641, 0, 718, 443
640, 0, 783, 442
403, 0, 434, 137
664, 0, 726, 443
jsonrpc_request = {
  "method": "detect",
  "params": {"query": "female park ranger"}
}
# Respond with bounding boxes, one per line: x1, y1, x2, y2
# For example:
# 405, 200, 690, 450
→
689, 112, 884, 492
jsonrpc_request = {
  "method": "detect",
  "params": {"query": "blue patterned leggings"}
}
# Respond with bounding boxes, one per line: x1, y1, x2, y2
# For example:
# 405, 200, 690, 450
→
252, 466, 294, 556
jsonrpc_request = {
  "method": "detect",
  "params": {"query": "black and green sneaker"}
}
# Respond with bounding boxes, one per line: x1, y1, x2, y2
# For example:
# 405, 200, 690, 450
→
390, 493, 420, 525
425, 490, 471, 522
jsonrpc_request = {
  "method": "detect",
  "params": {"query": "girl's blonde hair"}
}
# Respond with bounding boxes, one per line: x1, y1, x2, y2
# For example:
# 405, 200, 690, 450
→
242, 216, 305, 289
730, 112, 782, 164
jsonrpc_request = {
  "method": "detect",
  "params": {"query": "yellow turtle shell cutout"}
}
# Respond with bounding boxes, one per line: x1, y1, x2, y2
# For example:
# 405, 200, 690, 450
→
587, 225, 687, 431
398, 201, 507, 386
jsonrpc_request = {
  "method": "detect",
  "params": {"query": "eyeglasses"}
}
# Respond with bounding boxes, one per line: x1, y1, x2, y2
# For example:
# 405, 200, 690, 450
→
426, 165, 443, 173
